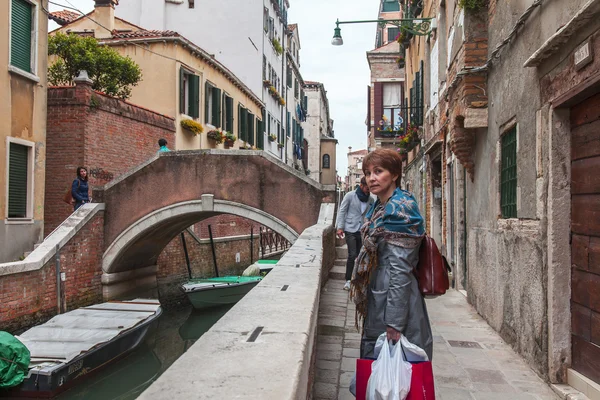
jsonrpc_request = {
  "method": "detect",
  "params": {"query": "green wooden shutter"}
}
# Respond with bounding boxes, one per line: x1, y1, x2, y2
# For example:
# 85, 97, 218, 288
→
8, 143, 28, 218
257, 119, 264, 149
287, 67, 292, 88
205, 82, 211, 123
248, 113, 255, 146
267, 115, 271, 136
287, 112, 291, 137
238, 105, 247, 142
225, 96, 234, 132
213, 87, 221, 127
501, 127, 518, 218
190, 74, 200, 119
292, 120, 296, 142
179, 68, 185, 114
388, 27, 399, 42
11, 0, 32, 73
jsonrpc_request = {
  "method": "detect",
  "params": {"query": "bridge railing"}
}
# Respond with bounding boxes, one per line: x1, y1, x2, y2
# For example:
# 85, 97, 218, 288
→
138, 202, 336, 400
260, 226, 291, 257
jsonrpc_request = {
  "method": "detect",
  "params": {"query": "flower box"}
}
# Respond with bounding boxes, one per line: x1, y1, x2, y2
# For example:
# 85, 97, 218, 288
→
181, 119, 203, 135
268, 134, 277, 142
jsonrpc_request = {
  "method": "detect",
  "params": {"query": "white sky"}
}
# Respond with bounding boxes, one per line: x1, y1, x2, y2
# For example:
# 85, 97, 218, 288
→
48, 0, 379, 179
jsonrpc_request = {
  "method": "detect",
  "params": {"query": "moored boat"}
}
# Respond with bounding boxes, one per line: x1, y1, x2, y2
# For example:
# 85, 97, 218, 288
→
181, 276, 262, 310
0, 299, 162, 399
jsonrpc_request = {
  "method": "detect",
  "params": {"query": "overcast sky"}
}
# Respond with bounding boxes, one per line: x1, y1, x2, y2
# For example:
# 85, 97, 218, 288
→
48, 0, 378, 178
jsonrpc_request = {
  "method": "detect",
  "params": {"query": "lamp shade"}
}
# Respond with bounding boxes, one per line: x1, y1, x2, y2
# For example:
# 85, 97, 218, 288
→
331, 26, 343, 46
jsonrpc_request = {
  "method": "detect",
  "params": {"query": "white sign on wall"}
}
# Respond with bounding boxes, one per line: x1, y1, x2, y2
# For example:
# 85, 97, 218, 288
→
430, 40, 440, 110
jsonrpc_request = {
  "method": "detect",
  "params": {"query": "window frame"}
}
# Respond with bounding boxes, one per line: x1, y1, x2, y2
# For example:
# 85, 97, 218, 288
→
8, 0, 39, 82
223, 94, 234, 133
500, 125, 518, 219
322, 154, 331, 169
5, 137, 35, 222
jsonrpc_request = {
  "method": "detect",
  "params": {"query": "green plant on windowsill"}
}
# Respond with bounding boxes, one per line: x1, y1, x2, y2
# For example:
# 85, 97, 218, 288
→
458, 0, 487, 12
268, 133, 277, 142
207, 129, 225, 144
181, 119, 203, 135
277, 142, 284, 149
272, 38, 283, 55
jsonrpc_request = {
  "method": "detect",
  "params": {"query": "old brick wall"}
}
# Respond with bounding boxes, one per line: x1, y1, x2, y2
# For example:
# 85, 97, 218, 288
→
0, 212, 104, 333
44, 82, 176, 236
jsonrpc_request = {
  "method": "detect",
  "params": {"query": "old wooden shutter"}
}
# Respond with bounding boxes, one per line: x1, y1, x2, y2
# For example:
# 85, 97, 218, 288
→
205, 82, 211, 123
213, 87, 222, 127
8, 143, 28, 218
11, 0, 32, 73
225, 96, 234, 132
287, 67, 292, 88
410, 85, 415, 125
179, 68, 185, 114
287, 111, 291, 137
373, 82, 383, 128
238, 105, 248, 142
248, 113, 255, 145
367, 85, 372, 131
190, 74, 200, 119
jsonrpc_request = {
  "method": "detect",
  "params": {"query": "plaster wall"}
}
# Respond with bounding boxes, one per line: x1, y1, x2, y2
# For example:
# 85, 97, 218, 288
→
114, 0, 264, 97
306, 88, 324, 182
320, 140, 337, 186
0, 0, 48, 262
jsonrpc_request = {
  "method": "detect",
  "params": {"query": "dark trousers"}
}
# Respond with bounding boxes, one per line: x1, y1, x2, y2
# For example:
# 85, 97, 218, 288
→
345, 231, 362, 281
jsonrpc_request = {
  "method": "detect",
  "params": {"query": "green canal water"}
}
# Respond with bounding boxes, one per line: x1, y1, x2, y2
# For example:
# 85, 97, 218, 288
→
56, 304, 233, 400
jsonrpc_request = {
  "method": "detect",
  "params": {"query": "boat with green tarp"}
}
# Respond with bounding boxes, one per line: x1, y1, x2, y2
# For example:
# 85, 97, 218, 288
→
181, 276, 262, 310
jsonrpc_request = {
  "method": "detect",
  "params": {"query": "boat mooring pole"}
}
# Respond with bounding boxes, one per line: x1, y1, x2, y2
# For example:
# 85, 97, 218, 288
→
208, 225, 219, 277
250, 226, 254, 264
180, 232, 193, 279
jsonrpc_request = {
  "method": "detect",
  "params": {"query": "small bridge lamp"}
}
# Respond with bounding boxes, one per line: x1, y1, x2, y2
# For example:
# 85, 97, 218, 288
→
330, 17, 435, 46
331, 20, 343, 46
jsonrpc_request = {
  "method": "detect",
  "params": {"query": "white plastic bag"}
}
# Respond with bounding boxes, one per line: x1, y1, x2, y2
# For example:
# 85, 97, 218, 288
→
400, 335, 429, 362
366, 338, 412, 400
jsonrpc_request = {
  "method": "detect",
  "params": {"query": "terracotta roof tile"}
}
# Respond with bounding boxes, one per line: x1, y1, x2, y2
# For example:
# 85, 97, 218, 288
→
49, 10, 82, 26
110, 30, 180, 39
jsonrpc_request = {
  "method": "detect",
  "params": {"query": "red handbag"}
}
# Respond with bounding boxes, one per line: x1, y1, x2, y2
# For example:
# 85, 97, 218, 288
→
415, 235, 450, 298
355, 358, 436, 400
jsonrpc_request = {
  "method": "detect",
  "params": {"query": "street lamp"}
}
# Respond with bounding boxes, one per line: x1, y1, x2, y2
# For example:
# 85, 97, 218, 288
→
331, 17, 435, 46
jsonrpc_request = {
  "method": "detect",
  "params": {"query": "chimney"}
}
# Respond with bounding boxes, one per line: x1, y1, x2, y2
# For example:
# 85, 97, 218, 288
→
93, 0, 118, 39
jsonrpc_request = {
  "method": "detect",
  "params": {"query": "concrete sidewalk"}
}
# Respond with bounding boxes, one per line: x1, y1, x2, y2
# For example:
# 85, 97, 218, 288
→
313, 258, 560, 400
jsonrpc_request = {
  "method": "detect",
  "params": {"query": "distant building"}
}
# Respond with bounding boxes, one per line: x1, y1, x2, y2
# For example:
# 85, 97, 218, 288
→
0, 0, 49, 262
346, 148, 368, 190
304, 81, 336, 184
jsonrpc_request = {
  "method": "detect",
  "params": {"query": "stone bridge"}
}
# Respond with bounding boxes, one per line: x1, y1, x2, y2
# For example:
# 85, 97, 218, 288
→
0, 150, 336, 331
94, 149, 336, 298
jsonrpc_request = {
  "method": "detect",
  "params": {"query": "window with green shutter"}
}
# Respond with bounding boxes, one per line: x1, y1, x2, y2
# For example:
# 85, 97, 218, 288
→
238, 104, 248, 142
8, 142, 29, 218
257, 118, 264, 149
179, 68, 199, 118
223, 95, 234, 132
212, 87, 221, 127
501, 127, 518, 218
387, 27, 399, 43
247, 112, 255, 146
11, 0, 33, 73
382, 0, 400, 12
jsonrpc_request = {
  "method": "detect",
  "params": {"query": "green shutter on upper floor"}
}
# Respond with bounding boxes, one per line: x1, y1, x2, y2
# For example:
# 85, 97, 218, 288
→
8, 143, 28, 218
225, 96, 234, 132
205, 82, 211, 123
190, 74, 200, 119
248, 113, 255, 146
212, 87, 222, 128
257, 119, 264, 149
11, 0, 32, 73
287, 112, 291, 137
179, 68, 185, 114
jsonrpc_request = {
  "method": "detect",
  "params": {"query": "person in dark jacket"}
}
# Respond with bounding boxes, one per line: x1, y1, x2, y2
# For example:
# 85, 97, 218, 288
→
72, 167, 90, 211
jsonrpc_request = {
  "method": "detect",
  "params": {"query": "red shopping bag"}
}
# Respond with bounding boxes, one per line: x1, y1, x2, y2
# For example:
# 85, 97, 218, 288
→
356, 359, 375, 400
406, 361, 436, 400
355, 358, 435, 400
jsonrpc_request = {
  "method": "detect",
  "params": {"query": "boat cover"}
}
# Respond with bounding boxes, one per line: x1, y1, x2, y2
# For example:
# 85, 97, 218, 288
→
182, 276, 262, 291
0, 331, 30, 388
16, 299, 160, 366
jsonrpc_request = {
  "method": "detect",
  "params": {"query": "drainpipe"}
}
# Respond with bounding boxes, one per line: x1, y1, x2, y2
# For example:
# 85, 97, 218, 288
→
463, 167, 467, 290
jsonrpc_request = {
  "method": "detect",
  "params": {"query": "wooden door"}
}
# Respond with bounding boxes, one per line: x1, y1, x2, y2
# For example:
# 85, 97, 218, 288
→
570, 92, 600, 383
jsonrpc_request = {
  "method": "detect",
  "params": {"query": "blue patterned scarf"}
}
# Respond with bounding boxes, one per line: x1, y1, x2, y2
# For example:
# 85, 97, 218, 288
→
350, 187, 425, 328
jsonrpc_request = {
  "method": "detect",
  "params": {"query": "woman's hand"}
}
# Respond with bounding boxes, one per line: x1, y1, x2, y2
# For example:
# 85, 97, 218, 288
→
386, 326, 402, 343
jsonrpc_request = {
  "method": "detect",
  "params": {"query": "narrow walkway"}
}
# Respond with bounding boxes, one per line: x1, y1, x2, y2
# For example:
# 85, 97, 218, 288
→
313, 253, 560, 400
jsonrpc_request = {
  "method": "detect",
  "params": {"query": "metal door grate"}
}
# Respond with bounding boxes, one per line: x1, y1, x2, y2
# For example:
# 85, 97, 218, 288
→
501, 127, 517, 218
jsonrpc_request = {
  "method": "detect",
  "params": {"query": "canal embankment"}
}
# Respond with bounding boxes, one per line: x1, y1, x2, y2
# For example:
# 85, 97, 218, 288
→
138, 203, 336, 399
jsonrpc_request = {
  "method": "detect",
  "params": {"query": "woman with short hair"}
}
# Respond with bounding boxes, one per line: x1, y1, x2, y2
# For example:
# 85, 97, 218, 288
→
351, 148, 433, 360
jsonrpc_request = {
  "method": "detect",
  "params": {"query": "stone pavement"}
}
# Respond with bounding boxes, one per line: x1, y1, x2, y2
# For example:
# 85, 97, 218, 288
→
313, 256, 560, 400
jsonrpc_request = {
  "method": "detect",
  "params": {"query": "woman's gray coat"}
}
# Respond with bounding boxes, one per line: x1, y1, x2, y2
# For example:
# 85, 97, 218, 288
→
360, 239, 433, 360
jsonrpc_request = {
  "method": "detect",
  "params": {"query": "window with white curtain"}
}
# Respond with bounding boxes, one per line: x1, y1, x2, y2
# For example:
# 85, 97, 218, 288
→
383, 83, 402, 130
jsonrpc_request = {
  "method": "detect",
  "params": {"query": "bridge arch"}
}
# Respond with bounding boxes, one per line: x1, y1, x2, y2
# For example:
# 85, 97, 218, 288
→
102, 195, 298, 275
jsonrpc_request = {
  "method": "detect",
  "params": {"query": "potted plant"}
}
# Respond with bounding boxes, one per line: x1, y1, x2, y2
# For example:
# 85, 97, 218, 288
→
268, 133, 277, 142
207, 129, 225, 144
269, 85, 277, 95
279, 97, 286, 106
277, 141, 284, 149
223, 131, 236, 147
272, 37, 283, 55
181, 119, 203, 135
263, 79, 272, 87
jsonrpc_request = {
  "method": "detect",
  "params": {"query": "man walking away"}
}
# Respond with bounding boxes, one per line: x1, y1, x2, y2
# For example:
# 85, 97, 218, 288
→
336, 177, 373, 290
158, 138, 170, 152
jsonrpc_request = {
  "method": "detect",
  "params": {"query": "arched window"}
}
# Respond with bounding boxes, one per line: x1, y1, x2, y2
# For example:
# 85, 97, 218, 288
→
322, 154, 331, 169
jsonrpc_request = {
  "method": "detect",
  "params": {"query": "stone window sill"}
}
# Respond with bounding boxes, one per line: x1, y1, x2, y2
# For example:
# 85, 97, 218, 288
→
497, 218, 539, 234
5, 218, 34, 225
8, 65, 40, 83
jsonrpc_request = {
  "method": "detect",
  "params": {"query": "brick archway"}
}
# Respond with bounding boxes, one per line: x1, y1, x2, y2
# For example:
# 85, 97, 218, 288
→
102, 196, 298, 275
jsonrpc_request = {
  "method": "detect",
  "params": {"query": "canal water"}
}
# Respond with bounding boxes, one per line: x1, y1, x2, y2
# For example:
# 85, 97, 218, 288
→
56, 304, 232, 400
